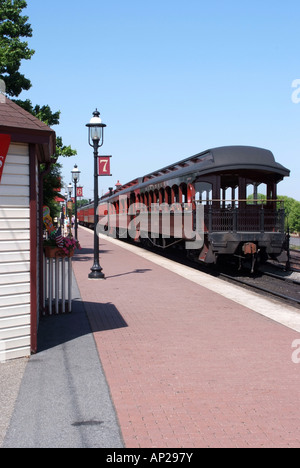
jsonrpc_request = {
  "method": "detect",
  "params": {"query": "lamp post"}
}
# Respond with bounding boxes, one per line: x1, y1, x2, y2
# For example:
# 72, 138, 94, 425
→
67, 182, 73, 235
64, 190, 68, 235
67, 182, 73, 199
60, 200, 65, 230
86, 109, 106, 279
71, 164, 81, 240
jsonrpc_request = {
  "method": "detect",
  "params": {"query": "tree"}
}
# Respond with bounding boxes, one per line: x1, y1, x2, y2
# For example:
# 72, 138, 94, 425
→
15, 101, 77, 218
77, 199, 90, 208
0, 0, 34, 97
43, 161, 63, 217
0, 2, 77, 219
15, 101, 77, 219
38, 112, 77, 219
43, 136, 77, 219
289, 202, 300, 233
279, 196, 300, 233
13, 99, 60, 125
56, 136, 77, 158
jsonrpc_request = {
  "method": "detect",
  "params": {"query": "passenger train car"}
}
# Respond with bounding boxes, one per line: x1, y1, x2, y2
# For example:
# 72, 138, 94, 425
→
78, 146, 290, 270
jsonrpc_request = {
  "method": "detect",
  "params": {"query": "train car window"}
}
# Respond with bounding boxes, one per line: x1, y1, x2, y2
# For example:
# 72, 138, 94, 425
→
130, 193, 136, 205
180, 183, 187, 204
172, 185, 179, 203
165, 187, 172, 204
158, 188, 163, 203
194, 182, 212, 205
121, 198, 126, 214
246, 183, 267, 204
221, 187, 232, 208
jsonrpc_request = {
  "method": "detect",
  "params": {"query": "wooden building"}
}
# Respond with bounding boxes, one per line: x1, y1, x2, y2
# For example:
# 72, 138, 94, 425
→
0, 97, 56, 361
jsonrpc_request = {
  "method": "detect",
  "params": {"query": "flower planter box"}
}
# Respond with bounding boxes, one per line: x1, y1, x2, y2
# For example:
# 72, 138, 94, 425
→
44, 246, 74, 258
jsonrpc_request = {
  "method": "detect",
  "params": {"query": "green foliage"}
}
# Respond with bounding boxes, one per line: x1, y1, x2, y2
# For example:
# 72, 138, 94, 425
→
56, 136, 77, 158
0, 1, 77, 220
14, 100, 77, 158
13, 99, 61, 125
247, 193, 300, 233
42, 160, 62, 218
0, 0, 34, 97
278, 196, 300, 233
13, 101, 77, 218
77, 199, 90, 208
246, 193, 266, 204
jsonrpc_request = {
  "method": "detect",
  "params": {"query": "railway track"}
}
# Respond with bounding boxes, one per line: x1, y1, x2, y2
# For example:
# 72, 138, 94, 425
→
218, 269, 300, 307
139, 241, 300, 308
290, 249, 300, 272
136, 240, 300, 308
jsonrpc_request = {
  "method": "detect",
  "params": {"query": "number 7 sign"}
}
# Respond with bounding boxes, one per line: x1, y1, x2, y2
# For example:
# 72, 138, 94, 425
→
98, 156, 112, 176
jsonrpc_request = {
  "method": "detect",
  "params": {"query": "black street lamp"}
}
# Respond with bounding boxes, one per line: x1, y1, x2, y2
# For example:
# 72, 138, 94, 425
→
67, 182, 73, 198
64, 189, 68, 235
71, 164, 81, 240
86, 109, 106, 280
67, 182, 73, 236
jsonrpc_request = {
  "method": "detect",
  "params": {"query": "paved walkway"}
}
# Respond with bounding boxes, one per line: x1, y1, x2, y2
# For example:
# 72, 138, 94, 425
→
2, 225, 300, 448
1, 264, 123, 448
71, 227, 300, 448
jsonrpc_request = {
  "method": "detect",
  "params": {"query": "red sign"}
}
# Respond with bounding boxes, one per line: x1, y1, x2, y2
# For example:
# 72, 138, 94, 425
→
77, 186, 83, 197
0, 134, 11, 183
98, 156, 112, 176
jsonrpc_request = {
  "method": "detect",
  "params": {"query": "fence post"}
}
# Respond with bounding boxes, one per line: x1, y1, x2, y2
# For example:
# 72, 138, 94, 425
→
208, 206, 212, 232
260, 204, 265, 233
68, 258, 72, 313
233, 208, 238, 233
43, 255, 73, 315
62, 258, 66, 313
49, 259, 53, 315
55, 258, 59, 314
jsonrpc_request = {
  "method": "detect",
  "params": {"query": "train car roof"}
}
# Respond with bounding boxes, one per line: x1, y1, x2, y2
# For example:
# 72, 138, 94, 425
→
207, 145, 289, 176
102, 145, 290, 200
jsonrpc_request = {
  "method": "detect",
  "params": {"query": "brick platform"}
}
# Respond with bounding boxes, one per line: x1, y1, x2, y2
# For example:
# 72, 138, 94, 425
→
72, 227, 300, 448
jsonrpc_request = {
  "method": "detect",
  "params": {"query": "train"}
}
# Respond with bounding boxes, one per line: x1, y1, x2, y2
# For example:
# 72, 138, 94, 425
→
78, 145, 290, 271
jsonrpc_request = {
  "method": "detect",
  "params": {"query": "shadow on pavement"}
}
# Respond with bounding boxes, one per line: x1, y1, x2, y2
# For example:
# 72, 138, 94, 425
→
38, 298, 127, 353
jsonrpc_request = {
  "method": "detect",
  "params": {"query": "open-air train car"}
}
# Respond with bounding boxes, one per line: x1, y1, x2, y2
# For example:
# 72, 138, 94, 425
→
78, 146, 290, 270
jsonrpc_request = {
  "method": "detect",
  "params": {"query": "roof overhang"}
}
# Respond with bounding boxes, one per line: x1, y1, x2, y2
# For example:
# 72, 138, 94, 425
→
0, 98, 56, 163
0, 126, 56, 163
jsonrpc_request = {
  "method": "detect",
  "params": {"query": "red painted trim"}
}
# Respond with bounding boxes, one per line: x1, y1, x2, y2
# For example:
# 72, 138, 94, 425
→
0, 134, 11, 182
29, 144, 38, 354
39, 170, 45, 318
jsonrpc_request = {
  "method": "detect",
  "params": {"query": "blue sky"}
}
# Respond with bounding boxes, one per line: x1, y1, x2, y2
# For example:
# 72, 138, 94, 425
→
20, 0, 300, 200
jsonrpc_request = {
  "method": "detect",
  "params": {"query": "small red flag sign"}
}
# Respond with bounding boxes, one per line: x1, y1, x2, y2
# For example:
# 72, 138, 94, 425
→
0, 134, 11, 183
98, 156, 112, 176
77, 186, 83, 197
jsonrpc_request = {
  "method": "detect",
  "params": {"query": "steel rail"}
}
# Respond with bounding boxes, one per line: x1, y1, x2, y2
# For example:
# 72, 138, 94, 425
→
219, 272, 300, 305
262, 271, 300, 286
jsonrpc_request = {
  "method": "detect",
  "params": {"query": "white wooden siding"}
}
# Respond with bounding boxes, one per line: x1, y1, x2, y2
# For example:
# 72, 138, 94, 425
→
0, 143, 31, 361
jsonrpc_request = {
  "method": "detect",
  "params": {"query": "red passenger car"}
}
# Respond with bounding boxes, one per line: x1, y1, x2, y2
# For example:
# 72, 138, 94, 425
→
78, 146, 290, 270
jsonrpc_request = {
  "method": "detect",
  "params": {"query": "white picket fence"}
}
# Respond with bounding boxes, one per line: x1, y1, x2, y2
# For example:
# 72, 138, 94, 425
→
43, 256, 73, 315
